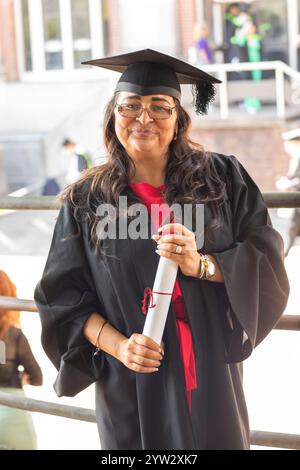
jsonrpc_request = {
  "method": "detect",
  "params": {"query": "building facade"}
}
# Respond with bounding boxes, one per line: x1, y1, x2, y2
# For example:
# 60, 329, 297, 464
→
0, 0, 300, 192
0, 0, 298, 82
1, 0, 192, 81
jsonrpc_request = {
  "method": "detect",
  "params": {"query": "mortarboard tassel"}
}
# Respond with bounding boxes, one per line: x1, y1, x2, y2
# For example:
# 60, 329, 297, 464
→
192, 81, 216, 115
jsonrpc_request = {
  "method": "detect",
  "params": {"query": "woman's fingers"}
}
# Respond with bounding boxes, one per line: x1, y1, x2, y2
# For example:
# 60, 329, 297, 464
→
129, 363, 159, 373
131, 353, 161, 368
134, 344, 163, 361
133, 333, 162, 354
126, 334, 164, 373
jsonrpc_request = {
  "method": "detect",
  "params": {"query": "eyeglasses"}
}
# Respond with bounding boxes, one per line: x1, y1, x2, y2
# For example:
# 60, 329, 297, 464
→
115, 103, 177, 120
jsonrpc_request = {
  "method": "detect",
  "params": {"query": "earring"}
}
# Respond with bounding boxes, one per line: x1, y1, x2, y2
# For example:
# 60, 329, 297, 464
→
174, 127, 178, 141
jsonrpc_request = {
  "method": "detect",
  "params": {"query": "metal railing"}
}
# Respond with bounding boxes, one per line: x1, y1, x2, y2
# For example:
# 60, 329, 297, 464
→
198, 60, 300, 119
1, 192, 300, 211
0, 391, 299, 449
0, 193, 300, 450
0, 196, 60, 210
1, 297, 299, 331
0, 391, 96, 423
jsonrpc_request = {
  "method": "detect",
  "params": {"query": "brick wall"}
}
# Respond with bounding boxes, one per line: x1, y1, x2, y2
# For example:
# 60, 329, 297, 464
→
107, 0, 121, 55
190, 123, 291, 191
0, 0, 18, 81
177, 0, 196, 59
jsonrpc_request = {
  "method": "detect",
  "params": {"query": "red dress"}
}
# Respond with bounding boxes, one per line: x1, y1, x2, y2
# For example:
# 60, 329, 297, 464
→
128, 182, 197, 412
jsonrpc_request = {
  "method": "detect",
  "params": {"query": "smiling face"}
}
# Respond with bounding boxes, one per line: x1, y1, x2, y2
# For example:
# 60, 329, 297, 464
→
114, 92, 178, 159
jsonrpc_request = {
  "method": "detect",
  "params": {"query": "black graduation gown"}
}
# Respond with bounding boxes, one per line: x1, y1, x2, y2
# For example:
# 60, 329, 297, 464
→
34, 153, 290, 450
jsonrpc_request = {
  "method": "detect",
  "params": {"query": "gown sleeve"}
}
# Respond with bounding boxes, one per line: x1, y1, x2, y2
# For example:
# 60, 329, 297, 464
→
211, 155, 290, 363
34, 202, 107, 397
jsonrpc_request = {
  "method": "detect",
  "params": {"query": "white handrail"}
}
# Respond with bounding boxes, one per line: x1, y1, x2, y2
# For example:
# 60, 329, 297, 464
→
281, 62, 300, 82
200, 60, 283, 72
275, 67, 285, 119
197, 60, 300, 119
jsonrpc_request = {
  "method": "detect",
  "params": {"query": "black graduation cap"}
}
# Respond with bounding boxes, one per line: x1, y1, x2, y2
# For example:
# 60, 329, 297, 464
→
82, 49, 221, 115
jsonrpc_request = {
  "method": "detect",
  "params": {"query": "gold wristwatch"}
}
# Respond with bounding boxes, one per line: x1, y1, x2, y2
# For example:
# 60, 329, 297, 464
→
198, 253, 216, 280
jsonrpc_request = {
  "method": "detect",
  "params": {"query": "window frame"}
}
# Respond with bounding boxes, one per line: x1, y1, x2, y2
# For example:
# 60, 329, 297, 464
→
14, 0, 105, 80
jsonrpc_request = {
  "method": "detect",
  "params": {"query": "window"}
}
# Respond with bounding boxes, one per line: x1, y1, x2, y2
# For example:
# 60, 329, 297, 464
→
101, 0, 110, 56
253, 0, 288, 63
21, 0, 32, 71
42, 0, 63, 70
18, 0, 104, 75
71, 0, 92, 68
119, 0, 177, 55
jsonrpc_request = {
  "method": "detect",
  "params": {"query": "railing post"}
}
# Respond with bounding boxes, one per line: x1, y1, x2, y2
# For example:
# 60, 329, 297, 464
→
219, 70, 228, 120
275, 66, 285, 119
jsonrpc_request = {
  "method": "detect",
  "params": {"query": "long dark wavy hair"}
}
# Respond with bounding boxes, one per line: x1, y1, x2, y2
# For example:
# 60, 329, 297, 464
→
60, 93, 227, 257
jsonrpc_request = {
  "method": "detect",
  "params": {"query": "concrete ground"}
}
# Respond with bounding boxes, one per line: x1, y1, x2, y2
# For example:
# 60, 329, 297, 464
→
0, 207, 299, 449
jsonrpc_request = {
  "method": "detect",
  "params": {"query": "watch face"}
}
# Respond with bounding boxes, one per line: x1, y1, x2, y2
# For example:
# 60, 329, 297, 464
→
207, 261, 216, 277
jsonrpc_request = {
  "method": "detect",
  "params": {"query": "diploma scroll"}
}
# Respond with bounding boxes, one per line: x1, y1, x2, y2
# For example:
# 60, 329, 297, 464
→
142, 256, 178, 345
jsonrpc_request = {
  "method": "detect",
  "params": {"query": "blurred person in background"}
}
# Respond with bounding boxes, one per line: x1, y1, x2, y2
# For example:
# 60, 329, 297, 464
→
225, 3, 248, 79
41, 177, 61, 196
236, 19, 262, 114
62, 138, 93, 185
276, 129, 300, 257
0, 270, 43, 450
193, 22, 214, 65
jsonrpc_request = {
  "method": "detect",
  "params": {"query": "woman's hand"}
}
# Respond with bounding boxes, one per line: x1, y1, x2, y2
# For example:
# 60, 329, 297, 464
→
117, 333, 164, 374
152, 222, 201, 278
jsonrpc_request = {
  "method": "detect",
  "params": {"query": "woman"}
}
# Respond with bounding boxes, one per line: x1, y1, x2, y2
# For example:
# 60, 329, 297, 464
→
193, 23, 214, 65
0, 270, 43, 450
34, 49, 289, 450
